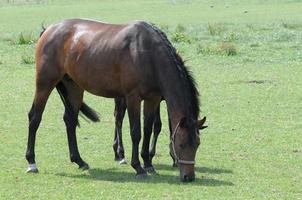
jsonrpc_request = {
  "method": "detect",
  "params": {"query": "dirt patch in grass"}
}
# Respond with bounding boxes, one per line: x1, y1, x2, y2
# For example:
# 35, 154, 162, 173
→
231, 80, 273, 85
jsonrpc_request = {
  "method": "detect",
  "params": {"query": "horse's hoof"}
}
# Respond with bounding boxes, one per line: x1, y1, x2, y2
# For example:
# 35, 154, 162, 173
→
79, 163, 90, 170
119, 158, 127, 165
144, 166, 157, 174
26, 164, 38, 173
135, 173, 148, 180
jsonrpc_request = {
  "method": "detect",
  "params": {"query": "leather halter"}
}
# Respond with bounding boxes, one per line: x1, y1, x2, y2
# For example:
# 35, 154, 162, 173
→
170, 121, 196, 165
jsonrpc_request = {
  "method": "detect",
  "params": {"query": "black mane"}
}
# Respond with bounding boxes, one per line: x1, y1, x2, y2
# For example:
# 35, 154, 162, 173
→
145, 23, 200, 119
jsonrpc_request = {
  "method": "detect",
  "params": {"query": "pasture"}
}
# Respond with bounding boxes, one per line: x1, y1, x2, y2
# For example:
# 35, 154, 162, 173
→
0, 0, 301, 199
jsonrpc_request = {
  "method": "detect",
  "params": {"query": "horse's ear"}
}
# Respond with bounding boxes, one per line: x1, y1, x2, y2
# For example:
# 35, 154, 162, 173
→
179, 117, 187, 128
197, 117, 207, 130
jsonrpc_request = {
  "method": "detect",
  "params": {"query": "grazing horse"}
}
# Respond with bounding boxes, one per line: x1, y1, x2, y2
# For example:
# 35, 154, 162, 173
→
25, 18, 206, 182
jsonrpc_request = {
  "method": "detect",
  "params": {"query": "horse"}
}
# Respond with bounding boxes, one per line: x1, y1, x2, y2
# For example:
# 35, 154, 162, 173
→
25, 18, 206, 182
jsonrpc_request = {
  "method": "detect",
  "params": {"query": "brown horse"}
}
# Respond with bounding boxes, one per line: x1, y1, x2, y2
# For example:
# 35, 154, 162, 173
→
25, 18, 206, 182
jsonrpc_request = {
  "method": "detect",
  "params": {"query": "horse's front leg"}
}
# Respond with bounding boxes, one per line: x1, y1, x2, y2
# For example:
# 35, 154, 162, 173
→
126, 94, 147, 179
149, 105, 161, 164
141, 98, 161, 174
113, 97, 127, 164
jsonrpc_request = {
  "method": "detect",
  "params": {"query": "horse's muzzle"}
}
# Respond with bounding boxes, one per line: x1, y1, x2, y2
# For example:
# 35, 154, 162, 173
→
181, 173, 195, 182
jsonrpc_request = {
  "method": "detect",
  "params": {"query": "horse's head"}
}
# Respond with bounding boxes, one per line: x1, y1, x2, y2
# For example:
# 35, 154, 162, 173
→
170, 116, 207, 182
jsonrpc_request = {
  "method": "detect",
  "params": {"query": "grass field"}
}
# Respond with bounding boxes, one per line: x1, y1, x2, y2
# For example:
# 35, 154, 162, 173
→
0, 0, 302, 199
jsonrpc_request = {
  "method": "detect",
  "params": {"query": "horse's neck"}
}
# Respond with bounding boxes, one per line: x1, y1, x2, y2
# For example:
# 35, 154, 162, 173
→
161, 77, 191, 127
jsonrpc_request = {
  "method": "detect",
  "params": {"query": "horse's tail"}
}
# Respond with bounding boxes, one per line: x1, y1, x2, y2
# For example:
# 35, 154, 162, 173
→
56, 81, 100, 127
79, 103, 100, 122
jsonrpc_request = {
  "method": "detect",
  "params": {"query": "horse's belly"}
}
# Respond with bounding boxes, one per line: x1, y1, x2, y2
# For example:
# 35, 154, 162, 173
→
85, 86, 123, 98
66, 64, 137, 98
73, 75, 124, 98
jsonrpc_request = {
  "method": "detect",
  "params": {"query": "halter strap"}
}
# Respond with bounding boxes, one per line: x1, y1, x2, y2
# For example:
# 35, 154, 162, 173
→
171, 121, 195, 165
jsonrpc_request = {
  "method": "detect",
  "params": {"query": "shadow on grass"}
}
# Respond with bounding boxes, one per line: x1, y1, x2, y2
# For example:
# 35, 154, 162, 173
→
56, 167, 234, 186
154, 164, 233, 174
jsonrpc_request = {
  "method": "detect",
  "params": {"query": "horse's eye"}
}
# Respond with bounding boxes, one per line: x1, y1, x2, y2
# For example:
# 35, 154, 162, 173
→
179, 144, 186, 149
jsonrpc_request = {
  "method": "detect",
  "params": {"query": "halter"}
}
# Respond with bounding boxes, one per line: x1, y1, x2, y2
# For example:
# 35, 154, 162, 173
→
170, 121, 196, 165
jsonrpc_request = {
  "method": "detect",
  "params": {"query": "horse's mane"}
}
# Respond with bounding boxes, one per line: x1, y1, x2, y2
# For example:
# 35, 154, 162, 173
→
144, 22, 200, 119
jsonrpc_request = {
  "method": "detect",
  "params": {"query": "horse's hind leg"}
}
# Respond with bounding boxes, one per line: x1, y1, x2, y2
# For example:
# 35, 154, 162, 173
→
59, 79, 89, 170
113, 97, 127, 164
26, 77, 58, 173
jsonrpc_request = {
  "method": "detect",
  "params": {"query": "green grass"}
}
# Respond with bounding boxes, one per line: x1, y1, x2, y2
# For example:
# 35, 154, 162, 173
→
21, 55, 35, 64
0, 0, 302, 199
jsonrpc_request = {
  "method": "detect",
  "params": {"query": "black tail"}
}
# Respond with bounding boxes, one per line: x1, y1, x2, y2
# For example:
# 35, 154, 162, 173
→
56, 81, 100, 127
80, 103, 100, 122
